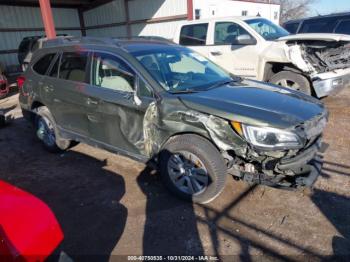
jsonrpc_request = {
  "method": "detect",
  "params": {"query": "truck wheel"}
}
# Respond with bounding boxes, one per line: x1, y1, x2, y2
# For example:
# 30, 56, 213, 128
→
159, 134, 227, 204
35, 106, 71, 153
270, 71, 311, 95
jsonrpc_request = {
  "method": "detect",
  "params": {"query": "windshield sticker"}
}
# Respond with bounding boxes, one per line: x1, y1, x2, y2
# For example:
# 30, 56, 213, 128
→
190, 53, 208, 62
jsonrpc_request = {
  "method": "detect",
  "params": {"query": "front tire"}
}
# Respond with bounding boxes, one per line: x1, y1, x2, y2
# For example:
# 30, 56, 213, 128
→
270, 71, 311, 95
35, 106, 71, 153
159, 134, 227, 204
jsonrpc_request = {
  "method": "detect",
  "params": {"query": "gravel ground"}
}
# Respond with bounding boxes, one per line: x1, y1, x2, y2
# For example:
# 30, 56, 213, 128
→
0, 88, 349, 261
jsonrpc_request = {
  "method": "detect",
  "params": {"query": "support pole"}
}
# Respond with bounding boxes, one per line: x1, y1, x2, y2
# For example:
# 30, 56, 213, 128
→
39, 0, 56, 39
187, 0, 193, 20
124, 0, 131, 38
78, 8, 86, 36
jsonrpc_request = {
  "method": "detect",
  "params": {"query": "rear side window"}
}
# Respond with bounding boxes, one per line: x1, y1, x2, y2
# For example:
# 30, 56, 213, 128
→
49, 55, 60, 78
180, 23, 208, 46
284, 22, 300, 34
33, 53, 56, 75
335, 20, 350, 34
18, 40, 31, 54
299, 17, 338, 33
59, 52, 88, 82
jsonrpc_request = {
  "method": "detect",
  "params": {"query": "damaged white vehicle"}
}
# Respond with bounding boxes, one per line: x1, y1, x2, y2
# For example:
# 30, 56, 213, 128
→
174, 17, 350, 97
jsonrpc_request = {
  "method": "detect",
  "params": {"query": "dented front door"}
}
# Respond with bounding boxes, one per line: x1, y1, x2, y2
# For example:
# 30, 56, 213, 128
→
86, 52, 154, 157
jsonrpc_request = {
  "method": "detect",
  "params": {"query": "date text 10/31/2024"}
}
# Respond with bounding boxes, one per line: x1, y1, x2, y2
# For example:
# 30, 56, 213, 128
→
127, 256, 220, 261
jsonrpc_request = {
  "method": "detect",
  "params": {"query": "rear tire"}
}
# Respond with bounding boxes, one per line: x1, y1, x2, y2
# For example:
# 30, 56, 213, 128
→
270, 71, 311, 95
159, 134, 227, 204
34, 106, 71, 153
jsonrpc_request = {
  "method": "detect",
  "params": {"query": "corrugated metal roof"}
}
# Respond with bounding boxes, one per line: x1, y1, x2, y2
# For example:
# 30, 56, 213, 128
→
84, 0, 126, 26
0, 5, 80, 28
129, 0, 187, 20
0, 5, 81, 67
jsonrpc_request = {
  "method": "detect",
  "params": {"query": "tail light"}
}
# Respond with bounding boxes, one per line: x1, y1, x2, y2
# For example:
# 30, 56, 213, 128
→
0, 75, 8, 96
0, 74, 6, 86
17, 76, 26, 89
17, 76, 29, 96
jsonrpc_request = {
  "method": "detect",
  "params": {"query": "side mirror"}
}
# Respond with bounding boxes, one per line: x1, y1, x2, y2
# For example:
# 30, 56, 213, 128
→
235, 34, 257, 45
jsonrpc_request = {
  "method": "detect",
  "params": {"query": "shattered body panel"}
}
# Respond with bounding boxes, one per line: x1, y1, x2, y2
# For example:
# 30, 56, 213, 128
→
242, 34, 350, 97
263, 35, 350, 97
142, 97, 247, 158
139, 81, 327, 188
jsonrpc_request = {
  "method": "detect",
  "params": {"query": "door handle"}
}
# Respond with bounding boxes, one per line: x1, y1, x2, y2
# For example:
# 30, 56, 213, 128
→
87, 114, 99, 122
210, 51, 222, 56
43, 85, 53, 92
86, 97, 99, 105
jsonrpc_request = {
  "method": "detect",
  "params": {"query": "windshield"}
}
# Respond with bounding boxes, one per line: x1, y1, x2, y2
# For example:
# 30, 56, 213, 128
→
131, 47, 234, 93
246, 18, 289, 40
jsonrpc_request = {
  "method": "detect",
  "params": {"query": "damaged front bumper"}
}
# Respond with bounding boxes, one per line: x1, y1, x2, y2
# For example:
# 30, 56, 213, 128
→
227, 138, 324, 189
313, 71, 350, 98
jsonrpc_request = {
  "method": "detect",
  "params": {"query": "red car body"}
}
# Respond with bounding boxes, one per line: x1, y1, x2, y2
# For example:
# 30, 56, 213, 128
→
0, 181, 63, 261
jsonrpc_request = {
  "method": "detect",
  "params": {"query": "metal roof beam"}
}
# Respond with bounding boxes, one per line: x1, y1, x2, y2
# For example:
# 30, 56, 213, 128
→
0, 0, 90, 8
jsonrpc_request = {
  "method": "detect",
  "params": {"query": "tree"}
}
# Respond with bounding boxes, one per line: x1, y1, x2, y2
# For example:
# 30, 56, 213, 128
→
279, 0, 315, 24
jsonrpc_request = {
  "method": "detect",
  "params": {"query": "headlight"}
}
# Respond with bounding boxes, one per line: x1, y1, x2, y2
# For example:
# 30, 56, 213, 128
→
232, 122, 302, 149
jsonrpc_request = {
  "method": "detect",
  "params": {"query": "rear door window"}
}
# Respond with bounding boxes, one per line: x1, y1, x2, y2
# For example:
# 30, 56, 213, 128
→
284, 22, 300, 34
299, 17, 338, 33
33, 53, 56, 75
59, 52, 88, 82
180, 23, 208, 46
335, 19, 350, 34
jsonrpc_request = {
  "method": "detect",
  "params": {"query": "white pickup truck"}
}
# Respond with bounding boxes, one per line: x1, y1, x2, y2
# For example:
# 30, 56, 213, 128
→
173, 17, 350, 97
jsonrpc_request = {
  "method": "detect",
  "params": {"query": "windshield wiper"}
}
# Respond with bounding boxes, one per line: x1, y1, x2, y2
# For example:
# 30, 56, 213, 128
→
169, 89, 199, 94
207, 78, 239, 90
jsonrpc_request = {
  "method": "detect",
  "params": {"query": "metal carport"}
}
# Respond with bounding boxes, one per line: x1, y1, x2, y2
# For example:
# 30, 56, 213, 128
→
0, 0, 192, 69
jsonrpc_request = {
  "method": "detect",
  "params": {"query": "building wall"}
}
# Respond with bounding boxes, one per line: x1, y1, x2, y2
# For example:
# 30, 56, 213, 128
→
83, 0, 128, 38
0, 0, 282, 69
192, 0, 281, 24
0, 5, 81, 68
84, 0, 188, 40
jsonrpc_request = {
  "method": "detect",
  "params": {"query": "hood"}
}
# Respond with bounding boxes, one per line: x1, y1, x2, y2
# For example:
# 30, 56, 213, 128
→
278, 33, 350, 42
177, 81, 325, 129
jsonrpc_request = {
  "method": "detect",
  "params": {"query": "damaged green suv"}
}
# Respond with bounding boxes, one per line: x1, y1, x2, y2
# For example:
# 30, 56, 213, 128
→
19, 37, 327, 203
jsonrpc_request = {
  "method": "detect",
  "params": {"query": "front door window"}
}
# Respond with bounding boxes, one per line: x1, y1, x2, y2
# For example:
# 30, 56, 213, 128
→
92, 53, 135, 93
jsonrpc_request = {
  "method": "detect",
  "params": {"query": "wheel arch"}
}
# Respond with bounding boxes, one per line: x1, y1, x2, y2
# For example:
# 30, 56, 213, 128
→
25, 100, 46, 123
160, 131, 221, 153
263, 62, 314, 93
31, 100, 45, 110
263, 62, 308, 81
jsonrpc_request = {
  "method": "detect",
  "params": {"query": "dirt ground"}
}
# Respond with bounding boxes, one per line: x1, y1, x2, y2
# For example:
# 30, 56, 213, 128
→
0, 87, 349, 261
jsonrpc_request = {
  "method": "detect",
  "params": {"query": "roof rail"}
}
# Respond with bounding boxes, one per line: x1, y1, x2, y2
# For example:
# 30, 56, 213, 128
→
42, 35, 173, 49
43, 36, 118, 48
113, 36, 173, 43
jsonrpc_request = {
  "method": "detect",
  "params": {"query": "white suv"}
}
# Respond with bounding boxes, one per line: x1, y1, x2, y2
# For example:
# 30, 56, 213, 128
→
173, 17, 350, 97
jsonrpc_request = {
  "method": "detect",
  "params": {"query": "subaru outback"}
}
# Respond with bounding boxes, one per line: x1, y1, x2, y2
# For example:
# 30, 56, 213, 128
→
19, 37, 327, 203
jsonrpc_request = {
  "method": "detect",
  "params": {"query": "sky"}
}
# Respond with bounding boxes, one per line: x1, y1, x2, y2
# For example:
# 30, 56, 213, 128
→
311, 0, 350, 15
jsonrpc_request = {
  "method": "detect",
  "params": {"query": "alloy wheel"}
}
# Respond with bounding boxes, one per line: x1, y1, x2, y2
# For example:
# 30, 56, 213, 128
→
37, 117, 56, 147
167, 151, 209, 195
276, 79, 301, 91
